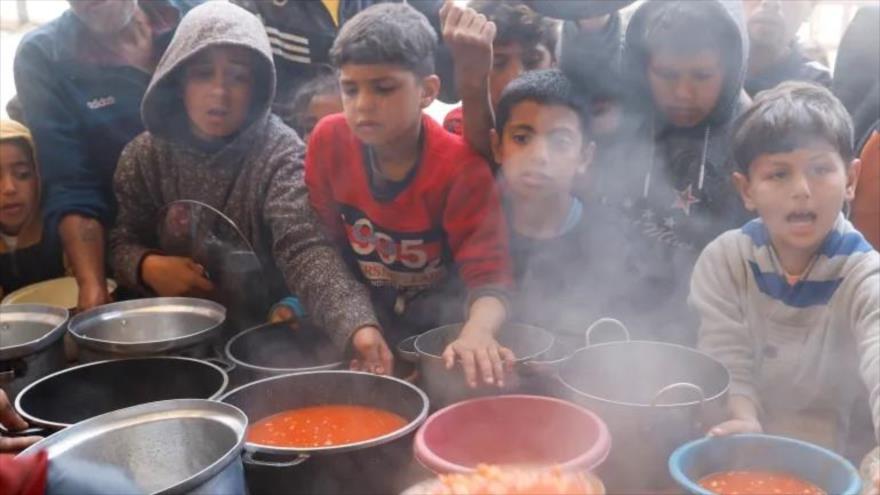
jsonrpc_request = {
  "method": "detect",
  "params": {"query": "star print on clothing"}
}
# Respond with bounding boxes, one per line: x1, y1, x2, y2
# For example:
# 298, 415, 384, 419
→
672, 184, 700, 216
664, 216, 676, 228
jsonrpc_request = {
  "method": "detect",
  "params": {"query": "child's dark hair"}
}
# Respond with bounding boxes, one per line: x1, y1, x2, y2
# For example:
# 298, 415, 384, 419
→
291, 66, 340, 134
330, 3, 437, 76
469, 0, 559, 58
732, 81, 854, 173
494, 69, 590, 136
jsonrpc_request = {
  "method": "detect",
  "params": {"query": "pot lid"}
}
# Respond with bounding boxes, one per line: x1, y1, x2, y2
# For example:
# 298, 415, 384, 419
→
17, 399, 247, 494
0, 304, 68, 360
68, 297, 225, 355
1, 277, 117, 309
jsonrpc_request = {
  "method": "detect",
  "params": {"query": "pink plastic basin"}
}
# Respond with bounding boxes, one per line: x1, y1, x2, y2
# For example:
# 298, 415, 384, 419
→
414, 395, 611, 474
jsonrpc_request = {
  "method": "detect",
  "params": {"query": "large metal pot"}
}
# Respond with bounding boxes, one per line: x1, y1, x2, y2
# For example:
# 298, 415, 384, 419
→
15, 356, 228, 432
220, 370, 430, 495
223, 322, 342, 388
528, 318, 730, 493
0, 304, 68, 400
17, 399, 248, 494
402, 323, 554, 408
68, 297, 226, 361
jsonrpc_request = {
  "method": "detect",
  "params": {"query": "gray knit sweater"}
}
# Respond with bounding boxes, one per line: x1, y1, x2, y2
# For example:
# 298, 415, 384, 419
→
109, 1, 378, 348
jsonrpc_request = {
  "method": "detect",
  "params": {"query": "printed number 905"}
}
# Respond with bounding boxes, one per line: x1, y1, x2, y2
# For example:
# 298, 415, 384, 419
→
351, 218, 429, 269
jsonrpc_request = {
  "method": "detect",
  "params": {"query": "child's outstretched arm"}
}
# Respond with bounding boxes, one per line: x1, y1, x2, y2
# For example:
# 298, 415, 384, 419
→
689, 234, 764, 435
442, 295, 515, 388
439, 0, 496, 159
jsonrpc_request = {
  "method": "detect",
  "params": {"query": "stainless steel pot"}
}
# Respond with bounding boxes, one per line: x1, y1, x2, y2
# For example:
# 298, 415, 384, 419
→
0, 304, 68, 400
15, 356, 229, 432
17, 399, 248, 494
68, 298, 226, 361
220, 370, 429, 494
526, 318, 730, 493
404, 323, 554, 408
224, 322, 342, 388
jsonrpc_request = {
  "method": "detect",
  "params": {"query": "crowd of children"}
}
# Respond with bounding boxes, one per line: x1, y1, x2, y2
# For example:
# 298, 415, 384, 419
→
1, 0, 878, 479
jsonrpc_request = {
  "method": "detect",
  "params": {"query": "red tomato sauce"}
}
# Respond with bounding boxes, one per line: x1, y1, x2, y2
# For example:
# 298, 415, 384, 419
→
247, 405, 407, 448
698, 470, 826, 495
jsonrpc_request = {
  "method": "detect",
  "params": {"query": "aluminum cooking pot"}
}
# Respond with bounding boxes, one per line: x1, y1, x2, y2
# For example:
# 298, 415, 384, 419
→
523, 318, 730, 493
220, 370, 429, 495
223, 322, 342, 388
68, 297, 226, 361
17, 399, 248, 494
0, 304, 68, 400
15, 356, 228, 433
401, 322, 554, 408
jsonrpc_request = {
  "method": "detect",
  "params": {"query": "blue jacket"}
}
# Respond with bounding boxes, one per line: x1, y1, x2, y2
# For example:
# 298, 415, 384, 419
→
13, 1, 181, 242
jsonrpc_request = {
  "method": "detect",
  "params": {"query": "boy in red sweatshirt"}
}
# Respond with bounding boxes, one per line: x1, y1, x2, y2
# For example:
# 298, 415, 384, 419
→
306, 2, 514, 388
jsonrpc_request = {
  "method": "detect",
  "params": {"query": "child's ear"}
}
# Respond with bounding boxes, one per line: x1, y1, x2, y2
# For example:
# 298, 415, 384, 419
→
732, 171, 757, 211
490, 129, 503, 165
578, 140, 596, 175
845, 158, 861, 201
419, 75, 441, 109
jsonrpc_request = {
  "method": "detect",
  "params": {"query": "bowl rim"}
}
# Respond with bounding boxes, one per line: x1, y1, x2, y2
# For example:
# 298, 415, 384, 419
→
413, 394, 611, 474
668, 433, 863, 495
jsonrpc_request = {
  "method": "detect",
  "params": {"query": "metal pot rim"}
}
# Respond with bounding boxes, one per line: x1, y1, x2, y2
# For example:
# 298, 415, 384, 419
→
413, 323, 555, 362
223, 324, 343, 373
219, 370, 430, 456
14, 356, 229, 430
68, 298, 225, 355
557, 340, 730, 409
0, 304, 69, 361
16, 399, 248, 495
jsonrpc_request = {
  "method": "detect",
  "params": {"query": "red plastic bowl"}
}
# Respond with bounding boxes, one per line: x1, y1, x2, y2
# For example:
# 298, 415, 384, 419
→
414, 395, 611, 474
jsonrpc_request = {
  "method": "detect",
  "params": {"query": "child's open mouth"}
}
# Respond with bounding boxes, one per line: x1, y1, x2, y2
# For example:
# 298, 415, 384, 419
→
207, 108, 229, 118
785, 211, 818, 234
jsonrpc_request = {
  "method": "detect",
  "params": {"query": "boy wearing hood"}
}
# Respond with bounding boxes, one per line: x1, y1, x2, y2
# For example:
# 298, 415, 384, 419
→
109, 2, 385, 371
544, 0, 752, 344
0, 120, 66, 298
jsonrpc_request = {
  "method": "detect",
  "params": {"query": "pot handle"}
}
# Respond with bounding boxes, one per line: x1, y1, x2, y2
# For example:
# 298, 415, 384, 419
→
650, 382, 706, 407
0, 423, 50, 438
204, 357, 236, 373
584, 318, 631, 347
242, 450, 310, 468
396, 335, 420, 364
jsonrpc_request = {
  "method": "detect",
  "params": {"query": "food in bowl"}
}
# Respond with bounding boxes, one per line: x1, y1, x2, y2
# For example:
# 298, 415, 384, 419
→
428, 464, 601, 495
698, 470, 825, 495
247, 404, 407, 447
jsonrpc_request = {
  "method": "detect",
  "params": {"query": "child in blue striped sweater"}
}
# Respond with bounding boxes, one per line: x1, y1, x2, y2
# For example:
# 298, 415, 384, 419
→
690, 82, 879, 456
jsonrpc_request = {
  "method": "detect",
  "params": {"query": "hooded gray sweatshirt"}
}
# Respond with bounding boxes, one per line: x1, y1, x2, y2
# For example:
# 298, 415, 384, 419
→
109, 1, 378, 348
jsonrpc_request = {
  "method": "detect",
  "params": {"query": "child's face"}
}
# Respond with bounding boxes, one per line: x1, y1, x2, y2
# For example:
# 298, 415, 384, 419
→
183, 46, 255, 142
744, 0, 814, 54
339, 64, 439, 147
492, 101, 593, 202
300, 91, 343, 141
0, 142, 38, 236
648, 49, 725, 128
733, 142, 861, 255
490, 42, 555, 109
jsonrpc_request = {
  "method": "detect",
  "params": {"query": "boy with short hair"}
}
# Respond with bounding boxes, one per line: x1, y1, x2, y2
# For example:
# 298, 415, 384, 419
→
690, 82, 879, 453
490, 69, 630, 344
0, 120, 66, 297
306, 2, 514, 388
109, 2, 383, 368
442, 0, 559, 140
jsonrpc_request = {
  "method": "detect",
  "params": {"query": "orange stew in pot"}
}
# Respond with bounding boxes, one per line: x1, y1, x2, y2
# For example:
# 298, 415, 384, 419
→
247, 405, 407, 448
698, 470, 825, 495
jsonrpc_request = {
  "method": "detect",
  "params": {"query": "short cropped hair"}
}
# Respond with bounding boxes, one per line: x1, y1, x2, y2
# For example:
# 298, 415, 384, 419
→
469, 0, 559, 57
731, 81, 855, 173
330, 3, 437, 76
291, 66, 340, 133
495, 69, 591, 136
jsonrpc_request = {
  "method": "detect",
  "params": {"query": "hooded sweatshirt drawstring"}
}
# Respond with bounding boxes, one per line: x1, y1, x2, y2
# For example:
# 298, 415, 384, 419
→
698, 126, 710, 191
641, 122, 711, 198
